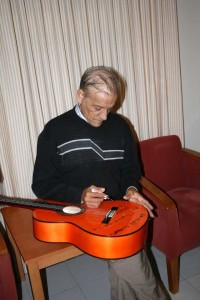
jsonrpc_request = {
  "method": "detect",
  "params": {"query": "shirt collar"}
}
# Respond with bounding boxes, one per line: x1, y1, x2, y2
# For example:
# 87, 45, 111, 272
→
75, 104, 88, 123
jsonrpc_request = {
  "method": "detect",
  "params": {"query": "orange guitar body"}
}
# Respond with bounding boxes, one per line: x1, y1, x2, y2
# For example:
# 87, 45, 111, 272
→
33, 200, 148, 259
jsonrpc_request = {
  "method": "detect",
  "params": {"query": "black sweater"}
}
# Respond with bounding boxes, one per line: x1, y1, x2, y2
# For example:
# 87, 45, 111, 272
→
32, 107, 141, 203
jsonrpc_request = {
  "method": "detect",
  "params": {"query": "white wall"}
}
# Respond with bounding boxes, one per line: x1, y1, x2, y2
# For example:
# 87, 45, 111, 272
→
177, 0, 200, 151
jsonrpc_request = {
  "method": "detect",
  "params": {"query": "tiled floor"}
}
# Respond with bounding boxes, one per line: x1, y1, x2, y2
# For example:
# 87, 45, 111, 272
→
20, 246, 200, 300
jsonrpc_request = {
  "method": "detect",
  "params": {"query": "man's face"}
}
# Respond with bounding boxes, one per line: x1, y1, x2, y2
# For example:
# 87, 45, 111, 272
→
77, 88, 117, 127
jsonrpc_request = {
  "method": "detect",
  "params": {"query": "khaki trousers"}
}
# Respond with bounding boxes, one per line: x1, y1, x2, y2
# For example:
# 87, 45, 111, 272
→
108, 250, 169, 300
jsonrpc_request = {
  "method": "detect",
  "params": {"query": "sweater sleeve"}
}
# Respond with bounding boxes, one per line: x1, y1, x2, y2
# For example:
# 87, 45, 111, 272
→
32, 124, 83, 204
120, 126, 141, 195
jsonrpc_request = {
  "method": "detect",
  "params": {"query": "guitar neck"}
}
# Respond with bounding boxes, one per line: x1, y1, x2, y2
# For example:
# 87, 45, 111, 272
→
0, 196, 65, 213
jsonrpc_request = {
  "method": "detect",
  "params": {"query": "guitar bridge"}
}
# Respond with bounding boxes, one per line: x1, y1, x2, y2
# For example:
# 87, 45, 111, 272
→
102, 207, 118, 224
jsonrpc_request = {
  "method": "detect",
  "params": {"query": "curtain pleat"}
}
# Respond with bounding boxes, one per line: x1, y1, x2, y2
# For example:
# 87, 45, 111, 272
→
0, 0, 184, 197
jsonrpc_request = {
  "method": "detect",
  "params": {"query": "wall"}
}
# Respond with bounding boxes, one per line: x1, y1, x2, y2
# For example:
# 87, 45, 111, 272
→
177, 0, 200, 151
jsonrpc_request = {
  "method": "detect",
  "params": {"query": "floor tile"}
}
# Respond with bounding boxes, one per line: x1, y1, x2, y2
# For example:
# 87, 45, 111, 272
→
49, 286, 86, 300
24, 274, 33, 300
20, 281, 32, 300
79, 273, 110, 300
46, 262, 77, 295
179, 248, 200, 279
169, 280, 200, 300
187, 274, 200, 292
65, 254, 108, 285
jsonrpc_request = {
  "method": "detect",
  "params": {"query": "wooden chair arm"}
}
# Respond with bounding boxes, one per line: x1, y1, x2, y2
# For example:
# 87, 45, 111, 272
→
183, 148, 200, 159
182, 148, 200, 188
140, 176, 176, 210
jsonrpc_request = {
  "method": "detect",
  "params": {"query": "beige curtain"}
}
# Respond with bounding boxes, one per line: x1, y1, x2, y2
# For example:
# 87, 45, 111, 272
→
0, 0, 183, 198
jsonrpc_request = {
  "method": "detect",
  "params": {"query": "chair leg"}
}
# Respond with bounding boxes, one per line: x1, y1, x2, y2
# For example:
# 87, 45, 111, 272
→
166, 256, 179, 294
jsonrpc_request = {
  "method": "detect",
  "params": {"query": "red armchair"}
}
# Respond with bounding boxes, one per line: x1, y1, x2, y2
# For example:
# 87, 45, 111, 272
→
139, 135, 200, 294
0, 229, 18, 300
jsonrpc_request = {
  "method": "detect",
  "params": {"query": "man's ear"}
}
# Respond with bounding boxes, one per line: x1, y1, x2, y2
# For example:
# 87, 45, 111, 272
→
77, 89, 84, 105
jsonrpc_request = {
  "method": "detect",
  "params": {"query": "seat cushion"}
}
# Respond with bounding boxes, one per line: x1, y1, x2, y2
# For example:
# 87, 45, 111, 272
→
167, 187, 200, 254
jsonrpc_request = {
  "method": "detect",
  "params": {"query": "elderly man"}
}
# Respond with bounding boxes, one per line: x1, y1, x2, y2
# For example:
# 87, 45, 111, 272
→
32, 66, 167, 300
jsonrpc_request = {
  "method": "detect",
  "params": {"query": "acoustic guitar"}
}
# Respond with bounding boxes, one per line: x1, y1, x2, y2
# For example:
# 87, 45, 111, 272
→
0, 197, 148, 259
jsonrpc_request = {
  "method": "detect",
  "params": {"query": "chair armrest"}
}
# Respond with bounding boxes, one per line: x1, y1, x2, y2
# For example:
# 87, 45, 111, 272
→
183, 148, 200, 159
182, 148, 200, 188
140, 177, 181, 257
140, 176, 176, 210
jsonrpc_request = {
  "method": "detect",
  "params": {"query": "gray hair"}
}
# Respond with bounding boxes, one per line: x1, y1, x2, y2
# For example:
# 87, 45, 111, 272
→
79, 66, 122, 96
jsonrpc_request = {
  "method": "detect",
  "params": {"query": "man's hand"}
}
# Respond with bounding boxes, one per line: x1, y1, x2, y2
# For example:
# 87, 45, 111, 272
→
123, 187, 155, 218
81, 185, 106, 208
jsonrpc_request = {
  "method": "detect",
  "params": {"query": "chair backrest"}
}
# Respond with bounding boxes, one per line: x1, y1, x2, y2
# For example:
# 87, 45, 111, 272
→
139, 135, 184, 191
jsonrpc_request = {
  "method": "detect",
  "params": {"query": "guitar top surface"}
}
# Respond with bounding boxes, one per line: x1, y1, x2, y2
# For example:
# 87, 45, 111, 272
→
33, 200, 148, 237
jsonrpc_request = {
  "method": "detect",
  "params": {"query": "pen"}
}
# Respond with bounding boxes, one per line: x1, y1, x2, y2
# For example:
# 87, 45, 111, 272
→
91, 188, 114, 201
103, 194, 114, 201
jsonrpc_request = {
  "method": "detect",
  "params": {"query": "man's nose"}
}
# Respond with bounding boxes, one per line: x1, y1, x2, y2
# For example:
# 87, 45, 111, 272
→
100, 109, 108, 120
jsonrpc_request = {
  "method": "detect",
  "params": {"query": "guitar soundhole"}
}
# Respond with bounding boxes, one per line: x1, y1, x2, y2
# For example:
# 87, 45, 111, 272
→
59, 206, 86, 216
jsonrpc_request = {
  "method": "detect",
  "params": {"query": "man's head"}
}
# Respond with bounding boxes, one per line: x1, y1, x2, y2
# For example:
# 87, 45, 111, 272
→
77, 66, 121, 127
